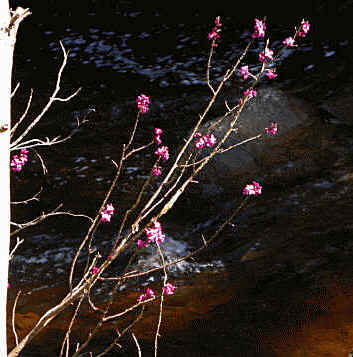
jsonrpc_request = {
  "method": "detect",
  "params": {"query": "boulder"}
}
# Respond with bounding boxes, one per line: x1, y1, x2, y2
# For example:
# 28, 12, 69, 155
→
193, 87, 321, 193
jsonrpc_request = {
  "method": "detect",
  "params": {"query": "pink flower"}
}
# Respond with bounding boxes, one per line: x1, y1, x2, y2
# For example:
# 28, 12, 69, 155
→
7, 283, 10, 289
208, 16, 222, 46
152, 167, 162, 176
265, 122, 278, 135
145, 221, 165, 245
194, 132, 202, 138
137, 288, 155, 302
154, 135, 162, 145
137, 239, 149, 248
283, 37, 295, 47
101, 203, 115, 222
266, 69, 277, 79
11, 149, 29, 172
163, 282, 176, 296
239, 65, 251, 80
137, 94, 150, 114
251, 18, 266, 38
259, 47, 274, 63
243, 181, 262, 196
244, 88, 257, 98
205, 134, 217, 147
195, 136, 206, 149
101, 212, 112, 222
155, 146, 169, 161
195, 133, 217, 149
92, 266, 100, 274
298, 20, 310, 37
154, 128, 163, 135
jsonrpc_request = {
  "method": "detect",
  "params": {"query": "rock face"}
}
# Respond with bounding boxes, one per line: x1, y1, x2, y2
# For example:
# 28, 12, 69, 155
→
193, 87, 322, 195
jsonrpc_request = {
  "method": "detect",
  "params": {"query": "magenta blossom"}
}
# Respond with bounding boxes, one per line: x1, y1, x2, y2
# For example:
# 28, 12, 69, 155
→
137, 239, 149, 248
195, 133, 217, 149
92, 266, 100, 274
145, 220, 165, 245
298, 20, 310, 37
101, 203, 115, 222
283, 37, 295, 47
152, 167, 162, 176
251, 18, 266, 38
154, 128, 163, 135
137, 288, 155, 302
208, 16, 222, 46
265, 122, 278, 135
163, 282, 176, 296
239, 65, 252, 80
243, 181, 262, 196
137, 94, 150, 114
259, 47, 274, 63
11, 148, 29, 172
266, 69, 277, 79
155, 146, 169, 161
244, 88, 257, 98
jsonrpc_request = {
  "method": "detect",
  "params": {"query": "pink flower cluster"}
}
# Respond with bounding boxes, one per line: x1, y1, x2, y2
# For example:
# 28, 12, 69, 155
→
283, 37, 295, 47
11, 149, 29, 172
244, 88, 257, 98
101, 203, 115, 222
154, 127, 163, 145
137, 94, 150, 114
208, 16, 222, 46
137, 288, 155, 302
194, 132, 217, 149
252, 18, 266, 38
259, 47, 274, 63
163, 282, 176, 295
298, 20, 310, 37
92, 266, 100, 274
243, 181, 262, 196
138, 220, 166, 247
265, 122, 278, 135
153, 128, 168, 175
266, 69, 277, 79
239, 65, 252, 80
155, 145, 169, 161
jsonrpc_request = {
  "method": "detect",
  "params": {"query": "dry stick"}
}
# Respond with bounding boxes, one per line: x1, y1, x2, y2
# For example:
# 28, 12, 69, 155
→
95, 306, 146, 357
10, 204, 93, 237
154, 244, 168, 357
11, 290, 22, 346
132, 332, 142, 357
10, 88, 33, 139
11, 82, 20, 98
11, 42, 81, 149
59, 294, 85, 357
8, 237, 24, 261
11, 187, 42, 205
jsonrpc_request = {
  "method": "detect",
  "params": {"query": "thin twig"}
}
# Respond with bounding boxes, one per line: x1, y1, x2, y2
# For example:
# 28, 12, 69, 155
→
12, 290, 22, 346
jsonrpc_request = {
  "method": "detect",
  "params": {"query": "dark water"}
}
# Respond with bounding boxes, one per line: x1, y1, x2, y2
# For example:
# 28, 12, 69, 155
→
9, 0, 353, 286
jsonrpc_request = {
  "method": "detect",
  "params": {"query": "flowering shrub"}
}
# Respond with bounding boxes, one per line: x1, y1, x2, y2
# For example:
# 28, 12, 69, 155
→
8, 14, 311, 357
